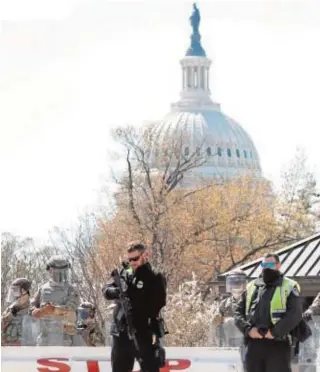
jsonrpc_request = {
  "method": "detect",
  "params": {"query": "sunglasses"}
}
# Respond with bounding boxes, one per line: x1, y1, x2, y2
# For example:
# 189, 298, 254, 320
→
261, 262, 276, 269
128, 254, 142, 263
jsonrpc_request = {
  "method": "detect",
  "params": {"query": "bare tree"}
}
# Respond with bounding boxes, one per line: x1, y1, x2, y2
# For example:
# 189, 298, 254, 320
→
107, 125, 212, 279
1, 232, 57, 309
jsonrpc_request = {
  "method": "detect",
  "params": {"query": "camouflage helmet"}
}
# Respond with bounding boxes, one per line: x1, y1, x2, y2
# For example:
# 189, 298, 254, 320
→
46, 255, 71, 271
226, 268, 247, 298
79, 301, 96, 311
11, 278, 31, 293
226, 268, 247, 278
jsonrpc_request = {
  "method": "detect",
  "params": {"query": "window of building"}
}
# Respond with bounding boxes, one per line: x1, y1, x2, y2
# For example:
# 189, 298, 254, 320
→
184, 147, 189, 156
227, 148, 232, 157
206, 147, 212, 156
217, 147, 222, 157
250, 151, 253, 158
244, 150, 247, 158
236, 149, 240, 158
196, 147, 201, 156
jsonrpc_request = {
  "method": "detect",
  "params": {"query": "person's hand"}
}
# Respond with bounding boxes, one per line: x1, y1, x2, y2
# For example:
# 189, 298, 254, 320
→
303, 310, 312, 322
248, 327, 263, 339
32, 308, 42, 318
152, 334, 157, 345
213, 313, 223, 326
10, 305, 19, 316
265, 330, 274, 339
42, 303, 55, 314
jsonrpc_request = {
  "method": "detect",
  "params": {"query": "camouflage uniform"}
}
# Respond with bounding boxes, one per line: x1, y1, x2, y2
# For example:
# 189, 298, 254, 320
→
213, 269, 247, 348
216, 296, 239, 318
307, 292, 320, 316
30, 255, 80, 346
78, 321, 105, 346
77, 302, 105, 346
1, 278, 31, 346
213, 296, 243, 347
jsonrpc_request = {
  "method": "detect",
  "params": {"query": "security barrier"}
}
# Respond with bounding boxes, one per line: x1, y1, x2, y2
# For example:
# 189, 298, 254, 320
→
1, 347, 244, 372
2, 317, 320, 371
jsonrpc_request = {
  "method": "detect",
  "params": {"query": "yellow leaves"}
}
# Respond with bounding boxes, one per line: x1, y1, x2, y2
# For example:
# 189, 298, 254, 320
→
94, 171, 314, 289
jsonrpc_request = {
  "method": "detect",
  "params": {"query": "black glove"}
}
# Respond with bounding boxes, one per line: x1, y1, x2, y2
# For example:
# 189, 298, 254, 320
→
111, 268, 119, 277
302, 311, 312, 322
10, 306, 19, 316
77, 321, 87, 330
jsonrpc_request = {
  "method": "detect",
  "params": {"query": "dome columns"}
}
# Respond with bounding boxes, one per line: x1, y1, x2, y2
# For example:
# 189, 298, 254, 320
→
180, 56, 212, 98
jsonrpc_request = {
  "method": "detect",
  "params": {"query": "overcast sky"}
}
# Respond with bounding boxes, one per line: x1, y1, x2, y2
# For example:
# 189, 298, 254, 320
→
1, 0, 320, 239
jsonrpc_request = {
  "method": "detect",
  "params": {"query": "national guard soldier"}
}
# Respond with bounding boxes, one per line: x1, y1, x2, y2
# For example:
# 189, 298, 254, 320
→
303, 292, 320, 321
213, 269, 247, 347
103, 241, 167, 372
30, 255, 80, 346
77, 301, 105, 346
1, 278, 32, 346
234, 253, 302, 372
300, 292, 320, 366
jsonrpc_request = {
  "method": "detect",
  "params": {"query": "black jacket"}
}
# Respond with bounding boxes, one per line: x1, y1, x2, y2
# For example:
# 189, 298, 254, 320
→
234, 275, 302, 340
103, 262, 167, 335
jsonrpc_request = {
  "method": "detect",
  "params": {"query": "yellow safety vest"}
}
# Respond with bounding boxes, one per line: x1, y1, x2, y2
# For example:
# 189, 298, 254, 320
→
246, 277, 300, 325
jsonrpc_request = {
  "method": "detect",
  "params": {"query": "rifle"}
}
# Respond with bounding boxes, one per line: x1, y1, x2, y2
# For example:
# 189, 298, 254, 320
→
112, 266, 146, 371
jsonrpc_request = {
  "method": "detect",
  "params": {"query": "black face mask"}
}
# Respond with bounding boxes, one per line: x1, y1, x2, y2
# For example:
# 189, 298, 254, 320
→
262, 268, 280, 284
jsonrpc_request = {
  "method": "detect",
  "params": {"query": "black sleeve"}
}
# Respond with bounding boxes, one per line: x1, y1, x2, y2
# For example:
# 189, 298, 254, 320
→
102, 278, 120, 300
234, 291, 253, 337
148, 272, 167, 318
271, 288, 302, 338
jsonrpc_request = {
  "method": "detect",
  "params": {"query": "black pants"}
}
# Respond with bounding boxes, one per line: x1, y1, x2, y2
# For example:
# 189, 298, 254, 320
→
245, 339, 292, 372
111, 332, 159, 372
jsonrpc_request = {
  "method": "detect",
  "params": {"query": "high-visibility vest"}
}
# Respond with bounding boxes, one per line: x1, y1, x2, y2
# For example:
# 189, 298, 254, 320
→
245, 277, 300, 325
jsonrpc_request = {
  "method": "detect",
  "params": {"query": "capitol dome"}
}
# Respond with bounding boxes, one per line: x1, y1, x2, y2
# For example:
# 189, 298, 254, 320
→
151, 3, 261, 185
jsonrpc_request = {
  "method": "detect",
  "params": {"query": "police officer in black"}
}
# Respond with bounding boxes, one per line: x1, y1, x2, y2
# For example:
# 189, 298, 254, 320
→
103, 242, 167, 372
234, 253, 302, 372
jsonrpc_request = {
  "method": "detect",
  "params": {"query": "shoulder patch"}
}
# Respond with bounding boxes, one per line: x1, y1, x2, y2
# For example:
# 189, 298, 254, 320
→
136, 280, 144, 289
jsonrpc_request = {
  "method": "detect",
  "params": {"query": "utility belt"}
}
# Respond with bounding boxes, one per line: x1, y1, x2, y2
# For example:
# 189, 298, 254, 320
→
151, 316, 169, 369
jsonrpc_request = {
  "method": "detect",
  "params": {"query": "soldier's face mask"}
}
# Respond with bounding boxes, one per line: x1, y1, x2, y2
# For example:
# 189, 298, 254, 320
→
226, 275, 247, 298
50, 268, 68, 284
231, 287, 243, 299
77, 308, 94, 323
6, 286, 23, 303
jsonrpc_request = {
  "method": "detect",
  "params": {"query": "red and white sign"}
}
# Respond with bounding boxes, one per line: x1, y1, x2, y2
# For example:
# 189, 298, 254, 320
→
1, 347, 243, 372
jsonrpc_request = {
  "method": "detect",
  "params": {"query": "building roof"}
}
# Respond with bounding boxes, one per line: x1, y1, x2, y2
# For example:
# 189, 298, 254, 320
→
219, 232, 320, 280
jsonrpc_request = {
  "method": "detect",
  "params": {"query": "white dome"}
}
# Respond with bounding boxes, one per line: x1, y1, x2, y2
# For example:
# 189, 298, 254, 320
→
147, 4, 262, 185
153, 108, 261, 181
